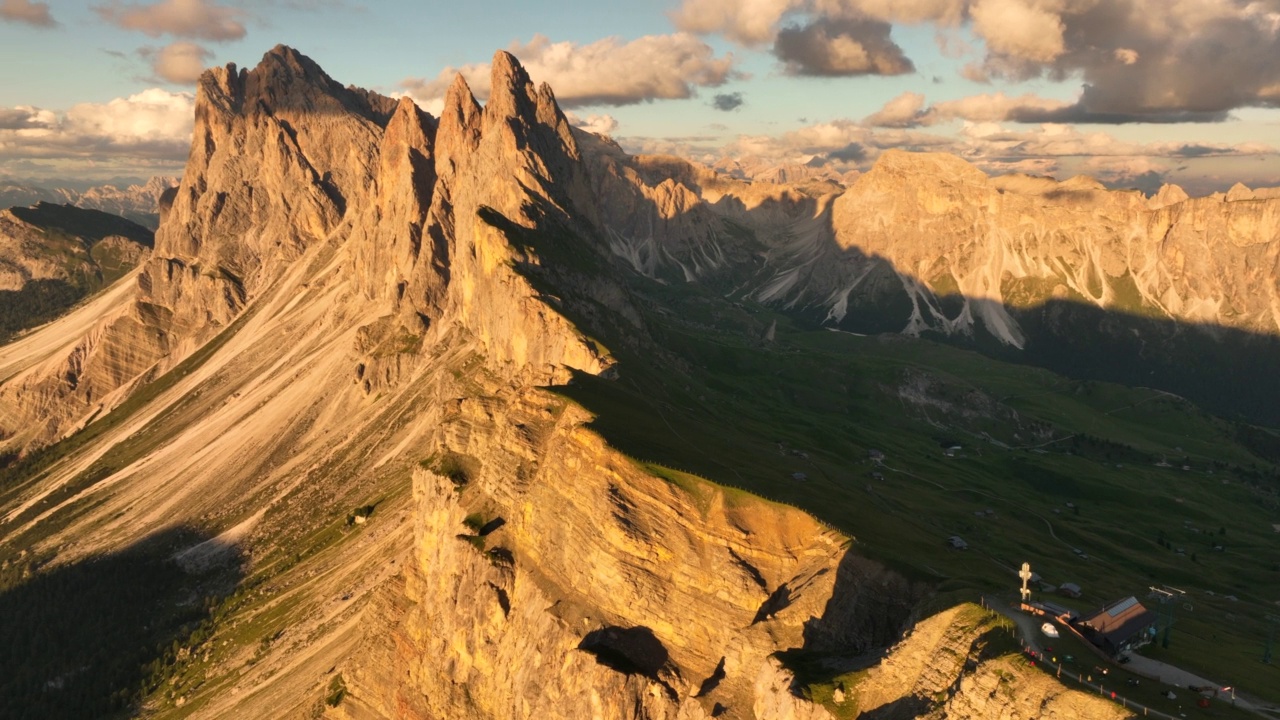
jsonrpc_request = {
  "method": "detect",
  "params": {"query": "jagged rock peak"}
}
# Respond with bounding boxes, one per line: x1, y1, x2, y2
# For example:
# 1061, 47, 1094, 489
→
484, 49, 539, 128
1150, 182, 1190, 209
1226, 181, 1256, 201
378, 95, 437, 210
199, 44, 395, 124
435, 73, 483, 177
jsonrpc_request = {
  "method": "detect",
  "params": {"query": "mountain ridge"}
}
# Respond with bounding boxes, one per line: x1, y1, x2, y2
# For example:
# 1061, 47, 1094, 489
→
1, 45, 1278, 719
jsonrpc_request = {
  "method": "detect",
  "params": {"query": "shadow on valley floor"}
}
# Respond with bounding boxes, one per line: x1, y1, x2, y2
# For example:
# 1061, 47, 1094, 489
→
0, 526, 243, 719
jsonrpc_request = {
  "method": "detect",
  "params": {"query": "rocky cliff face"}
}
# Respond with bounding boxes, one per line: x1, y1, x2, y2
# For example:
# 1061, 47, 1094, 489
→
818, 150, 1280, 344
0, 45, 614, 455
340, 389, 925, 720
72, 176, 178, 229
0, 203, 152, 348
0, 46, 940, 720
611, 148, 1280, 348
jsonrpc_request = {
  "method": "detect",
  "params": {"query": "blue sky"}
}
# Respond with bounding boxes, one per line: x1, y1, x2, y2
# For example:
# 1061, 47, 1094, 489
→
2, 0, 1280, 194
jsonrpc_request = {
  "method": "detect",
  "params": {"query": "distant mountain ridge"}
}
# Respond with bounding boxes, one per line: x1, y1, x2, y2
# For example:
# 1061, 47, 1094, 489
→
0, 176, 176, 230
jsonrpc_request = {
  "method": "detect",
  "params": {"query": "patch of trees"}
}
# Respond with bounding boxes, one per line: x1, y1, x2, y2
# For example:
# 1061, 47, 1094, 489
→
1067, 433, 1149, 464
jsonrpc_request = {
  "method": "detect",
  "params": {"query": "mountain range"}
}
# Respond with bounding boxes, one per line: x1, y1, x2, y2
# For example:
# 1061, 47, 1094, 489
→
0, 45, 1276, 719
0, 176, 176, 230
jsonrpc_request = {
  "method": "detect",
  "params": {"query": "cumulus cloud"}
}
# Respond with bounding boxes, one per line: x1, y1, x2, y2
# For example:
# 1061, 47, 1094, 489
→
0, 89, 194, 168
828, 142, 868, 161
1114, 48, 1139, 65
140, 41, 212, 84
401, 33, 737, 108
96, 0, 246, 41
672, 0, 966, 43
565, 111, 619, 136
712, 92, 744, 111
863, 91, 1076, 127
670, 0, 794, 45
0, 0, 55, 26
863, 91, 927, 126
0, 106, 56, 130
930, 92, 1072, 124
774, 17, 914, 75
969, 0, 1280, 121
673, 0, 1280, 121
969, 0, 1063, 63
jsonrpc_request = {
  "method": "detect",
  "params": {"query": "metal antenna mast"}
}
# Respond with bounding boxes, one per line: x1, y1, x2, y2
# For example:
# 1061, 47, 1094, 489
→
1149, 586, 1186, 649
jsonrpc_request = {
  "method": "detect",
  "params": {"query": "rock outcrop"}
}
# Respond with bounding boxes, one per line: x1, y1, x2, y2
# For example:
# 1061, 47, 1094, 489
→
342, 389, 924, 720
0, 47, 937, 720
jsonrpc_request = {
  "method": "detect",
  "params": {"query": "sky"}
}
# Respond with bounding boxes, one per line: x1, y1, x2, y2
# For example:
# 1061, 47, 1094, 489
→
2, 0, 1280, 194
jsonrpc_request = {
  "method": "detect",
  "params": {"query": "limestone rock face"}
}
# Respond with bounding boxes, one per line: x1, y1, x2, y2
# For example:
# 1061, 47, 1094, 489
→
595, 146, 1280, 347
0, 210, 74, 292
0, 49, 378, 450
815, 150, 1280, 343
343, 389, 924, 720
0, 46, 615, 453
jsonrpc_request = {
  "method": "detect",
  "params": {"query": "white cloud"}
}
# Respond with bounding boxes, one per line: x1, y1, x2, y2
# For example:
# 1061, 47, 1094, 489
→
0, 0, 54, 26
969, 0, 1064, 63
142, 41, 213, 84
96, 0, 246, 41
672, 0, 966, 44
864, 91, 1074, 127
566, 111, 619, 136
669, 0, 794, 45
929, 92, 1072, 123
1114, 48, 1139, 65
0, 90, 194, 167
401, 34, 738, 108
863, 91, 927, 126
